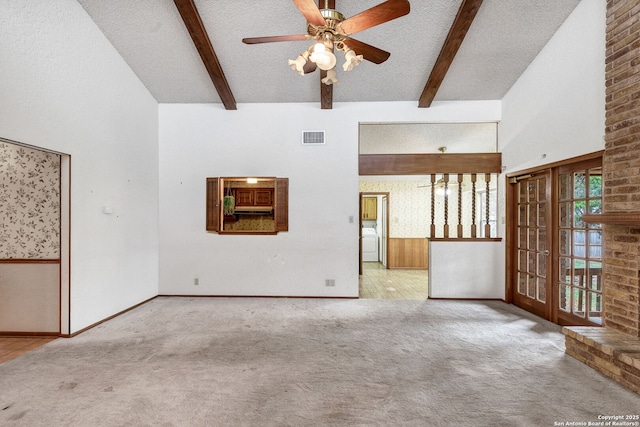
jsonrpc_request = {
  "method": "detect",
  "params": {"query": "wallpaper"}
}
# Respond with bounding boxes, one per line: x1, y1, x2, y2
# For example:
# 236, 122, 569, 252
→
360, 175, 497, 239
0, 142, 61, 259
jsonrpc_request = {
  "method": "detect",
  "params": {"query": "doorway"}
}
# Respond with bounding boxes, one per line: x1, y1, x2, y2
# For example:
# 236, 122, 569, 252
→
0, 138, 71, 336
359, 192, 389, 273
358, 190, 429, 299
507, 154, 603, 326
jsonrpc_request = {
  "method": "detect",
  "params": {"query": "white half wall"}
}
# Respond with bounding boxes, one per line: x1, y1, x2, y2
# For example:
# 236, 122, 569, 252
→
159, 101, 500, 297
428, 241, 505, 299
0, 0, 159, 333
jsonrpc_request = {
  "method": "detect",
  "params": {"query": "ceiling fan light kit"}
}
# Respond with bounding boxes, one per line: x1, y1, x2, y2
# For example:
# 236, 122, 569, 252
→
309, 42, 337, 71
321, 68, 339, 85
243, 0, 410, 88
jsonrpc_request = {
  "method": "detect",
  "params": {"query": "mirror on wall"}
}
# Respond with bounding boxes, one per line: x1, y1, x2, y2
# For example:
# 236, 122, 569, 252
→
206, 177, 288, 235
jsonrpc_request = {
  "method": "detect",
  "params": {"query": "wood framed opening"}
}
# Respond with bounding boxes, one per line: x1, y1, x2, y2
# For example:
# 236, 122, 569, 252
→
206, 177, 288, 235
506, 152, 603, 326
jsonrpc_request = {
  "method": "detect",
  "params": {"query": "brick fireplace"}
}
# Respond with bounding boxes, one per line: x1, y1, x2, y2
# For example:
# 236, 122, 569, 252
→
563, 0, 640, 394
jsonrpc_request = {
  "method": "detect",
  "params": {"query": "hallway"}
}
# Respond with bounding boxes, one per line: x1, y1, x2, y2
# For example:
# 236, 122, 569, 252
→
359, 262, 428, 300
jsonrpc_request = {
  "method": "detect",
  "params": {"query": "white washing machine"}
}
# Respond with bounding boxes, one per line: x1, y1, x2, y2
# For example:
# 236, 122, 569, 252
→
362, 228, 379, 262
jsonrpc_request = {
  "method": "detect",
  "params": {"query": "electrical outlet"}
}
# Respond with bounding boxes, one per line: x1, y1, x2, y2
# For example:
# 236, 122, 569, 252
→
325, 279, 336, 287
194, 278, 199, 286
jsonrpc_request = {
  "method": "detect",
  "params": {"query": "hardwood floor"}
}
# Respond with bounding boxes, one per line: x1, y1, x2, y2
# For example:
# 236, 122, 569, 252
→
0, 337, 56, 364
359, 262, 428, 300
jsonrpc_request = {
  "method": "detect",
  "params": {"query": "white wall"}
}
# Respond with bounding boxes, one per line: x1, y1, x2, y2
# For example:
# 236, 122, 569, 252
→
499, 0, 606, 173
0, 0, 159, 333
429, 241, 504, 299
159, 101, 500, 297
495, 0, 605, 297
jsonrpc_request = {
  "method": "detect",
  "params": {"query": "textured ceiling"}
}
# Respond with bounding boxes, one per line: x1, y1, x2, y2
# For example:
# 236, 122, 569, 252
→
360, 123, 498, 154
76, 0, 581, 105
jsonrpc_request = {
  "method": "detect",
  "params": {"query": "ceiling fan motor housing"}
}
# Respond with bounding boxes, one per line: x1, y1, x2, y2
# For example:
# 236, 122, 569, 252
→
308, 9, 345, 41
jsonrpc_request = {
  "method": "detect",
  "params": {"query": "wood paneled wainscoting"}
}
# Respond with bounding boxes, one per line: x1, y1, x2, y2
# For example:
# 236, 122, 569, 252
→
0, 259, 60, 334
388, 238, 428, 269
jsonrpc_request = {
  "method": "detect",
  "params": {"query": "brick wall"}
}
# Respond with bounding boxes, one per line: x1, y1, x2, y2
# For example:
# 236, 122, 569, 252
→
603, 0, 640, 338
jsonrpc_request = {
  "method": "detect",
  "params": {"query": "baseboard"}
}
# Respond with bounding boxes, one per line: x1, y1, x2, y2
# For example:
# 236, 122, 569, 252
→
428, 297, 506, 301
157, 294, 359, 299
67, 295, 157, 337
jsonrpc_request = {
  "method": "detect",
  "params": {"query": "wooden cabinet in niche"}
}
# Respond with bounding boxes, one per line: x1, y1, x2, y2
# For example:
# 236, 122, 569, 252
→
206, 177, 288, 234
362, 197, 377, 220
233, 188, 273, 207
235, 189, 254, 206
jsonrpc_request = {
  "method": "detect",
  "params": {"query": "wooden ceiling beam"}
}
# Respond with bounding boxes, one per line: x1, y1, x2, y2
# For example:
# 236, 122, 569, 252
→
418, 0, 483, 108
174, 0, 237, 110
320, 0, 335, 110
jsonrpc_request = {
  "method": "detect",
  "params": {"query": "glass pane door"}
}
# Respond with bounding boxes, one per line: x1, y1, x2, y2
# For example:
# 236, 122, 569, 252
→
513, 171, 551, 319
557, 165, 602, 325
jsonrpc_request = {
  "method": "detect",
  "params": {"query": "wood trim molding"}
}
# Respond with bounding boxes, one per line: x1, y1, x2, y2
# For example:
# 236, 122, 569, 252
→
506, 151, 604, 178
0, 259, 60, 264
418, 0, 484, 108
67, 296, 157, 337
582, 213, 640, 226
174, 0, 237, 110
359, 153, 502, 175
157, 294, 359, 299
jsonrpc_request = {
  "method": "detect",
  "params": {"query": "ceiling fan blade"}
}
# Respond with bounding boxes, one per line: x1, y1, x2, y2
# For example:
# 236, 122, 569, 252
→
292, 0, 326, 26
243, 34, 310, 44
343, 39, 390, 64
337, 0, 410, 35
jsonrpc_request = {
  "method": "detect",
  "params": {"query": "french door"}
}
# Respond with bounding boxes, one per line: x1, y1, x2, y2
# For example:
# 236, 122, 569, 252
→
512, 170, 552, 320
509, 155, 603, 326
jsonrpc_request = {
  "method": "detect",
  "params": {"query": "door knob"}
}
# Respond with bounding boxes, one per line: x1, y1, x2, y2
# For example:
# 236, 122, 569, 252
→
542, 250, 550, 256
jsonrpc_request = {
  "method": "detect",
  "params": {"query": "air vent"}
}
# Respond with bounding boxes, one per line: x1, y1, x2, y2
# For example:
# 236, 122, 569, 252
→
302, 130, 325, 145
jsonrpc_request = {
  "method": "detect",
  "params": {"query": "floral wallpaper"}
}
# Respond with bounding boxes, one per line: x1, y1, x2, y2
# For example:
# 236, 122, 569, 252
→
360, 175, 497, 239
0, 142, 61, 259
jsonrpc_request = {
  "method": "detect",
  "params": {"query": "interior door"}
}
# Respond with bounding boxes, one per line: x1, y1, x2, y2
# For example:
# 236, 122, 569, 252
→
358, 192, 363, 276
381, 196, 388, 267
512, 170, 553, 320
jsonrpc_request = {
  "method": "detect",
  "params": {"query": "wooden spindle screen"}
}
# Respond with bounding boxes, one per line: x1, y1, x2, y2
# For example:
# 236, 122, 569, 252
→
427, 172, 496, 240
485, 173, 491, 238
430, 174, 436, 237
443, 174, 449, 238
457, 173, 463, 237
471, 174, 477, 238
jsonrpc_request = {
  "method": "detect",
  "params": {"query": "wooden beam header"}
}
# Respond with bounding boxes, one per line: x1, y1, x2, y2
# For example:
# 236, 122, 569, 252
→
359, 153, 502, 175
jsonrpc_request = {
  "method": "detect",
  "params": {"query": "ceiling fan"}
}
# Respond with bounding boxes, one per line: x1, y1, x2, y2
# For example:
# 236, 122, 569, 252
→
242, 0, 410, 85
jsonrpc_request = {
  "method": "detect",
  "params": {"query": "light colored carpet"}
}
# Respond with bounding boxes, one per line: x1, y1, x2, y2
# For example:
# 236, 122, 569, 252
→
1, 297, 638, 426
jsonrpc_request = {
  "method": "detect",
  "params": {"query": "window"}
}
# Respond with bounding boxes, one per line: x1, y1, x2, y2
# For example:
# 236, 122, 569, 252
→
206, 177, 288, 235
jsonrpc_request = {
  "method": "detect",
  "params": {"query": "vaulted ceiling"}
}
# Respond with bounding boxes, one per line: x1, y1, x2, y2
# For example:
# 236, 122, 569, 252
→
77, 0, 581, 109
